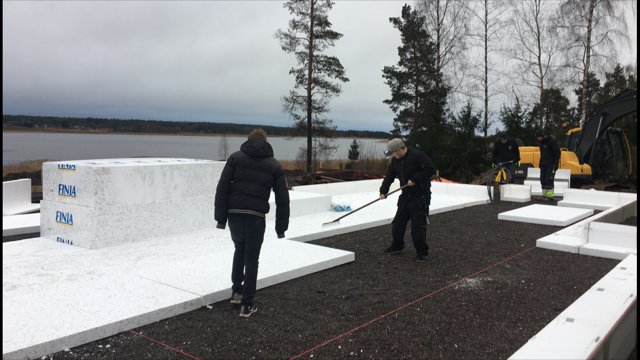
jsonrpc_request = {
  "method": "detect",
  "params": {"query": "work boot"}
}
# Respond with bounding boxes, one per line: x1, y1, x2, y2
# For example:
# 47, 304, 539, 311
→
545, 189, 555, 199
538, 192, 552, 202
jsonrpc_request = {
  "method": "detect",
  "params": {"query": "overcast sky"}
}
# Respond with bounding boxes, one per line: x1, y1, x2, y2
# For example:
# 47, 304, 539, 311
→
2, 1, 637, 133
3, 1, 410, 132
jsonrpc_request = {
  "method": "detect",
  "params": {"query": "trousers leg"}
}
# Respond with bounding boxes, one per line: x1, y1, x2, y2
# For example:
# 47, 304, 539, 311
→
228, 214, 266, 306
409, 197, 429, 256
540, 166, 555, 192
229, 215, 246, 294
391, 201, 410, 250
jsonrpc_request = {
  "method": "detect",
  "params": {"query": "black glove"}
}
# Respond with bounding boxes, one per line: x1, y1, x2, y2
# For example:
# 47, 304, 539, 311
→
277, 233, 285, 239
216, 223, 226, 230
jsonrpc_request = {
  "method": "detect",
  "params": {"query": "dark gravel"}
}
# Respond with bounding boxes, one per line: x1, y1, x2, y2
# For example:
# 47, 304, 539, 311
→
25, 197, 636, 359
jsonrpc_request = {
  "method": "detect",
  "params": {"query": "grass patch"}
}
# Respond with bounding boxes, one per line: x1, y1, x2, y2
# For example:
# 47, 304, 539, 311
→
3, 160, 47, 177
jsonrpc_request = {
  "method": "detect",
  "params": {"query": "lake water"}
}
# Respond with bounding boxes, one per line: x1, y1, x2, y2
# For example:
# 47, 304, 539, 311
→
2, 131, 388, 166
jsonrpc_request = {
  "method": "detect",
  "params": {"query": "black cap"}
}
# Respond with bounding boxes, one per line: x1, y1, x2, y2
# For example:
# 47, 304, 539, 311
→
535, 129, 545, 137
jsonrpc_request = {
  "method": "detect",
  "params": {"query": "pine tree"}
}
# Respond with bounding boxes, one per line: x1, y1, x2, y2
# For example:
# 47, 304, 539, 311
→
275, 0, 349, 180
530, 87, 573, 141
499, 101, 534, 146
382, 4, 448, 161
597, 64, 637, 147
447, 104, 484, 182
348, 139, 360, 161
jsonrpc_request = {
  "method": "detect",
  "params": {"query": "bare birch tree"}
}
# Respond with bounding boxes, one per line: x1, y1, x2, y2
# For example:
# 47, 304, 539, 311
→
416, 0, 471, 96
465, 0, 510, 140
557, 0, 630, 126
509, 0, 560, 129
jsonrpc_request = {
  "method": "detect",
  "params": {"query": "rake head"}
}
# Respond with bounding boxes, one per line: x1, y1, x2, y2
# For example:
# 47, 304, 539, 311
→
321, 219, 341, 227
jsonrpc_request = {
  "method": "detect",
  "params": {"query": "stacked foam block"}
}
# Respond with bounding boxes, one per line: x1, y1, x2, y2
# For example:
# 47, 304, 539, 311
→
40, 158, 224, 249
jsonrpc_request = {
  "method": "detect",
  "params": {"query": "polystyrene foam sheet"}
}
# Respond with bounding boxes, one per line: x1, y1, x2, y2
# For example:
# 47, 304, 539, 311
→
536, 234, 585, 253
266, 190, 331, 220
42, 158, 222, 206
2, 229, 353, 360
40, 196, 215, 249
498, 204, 594, 226
2, 213, 40, 236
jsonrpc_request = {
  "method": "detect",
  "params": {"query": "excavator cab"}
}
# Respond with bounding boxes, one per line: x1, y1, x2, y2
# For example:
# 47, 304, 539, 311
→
575, 88, 636, 184
588, 128, 632, 182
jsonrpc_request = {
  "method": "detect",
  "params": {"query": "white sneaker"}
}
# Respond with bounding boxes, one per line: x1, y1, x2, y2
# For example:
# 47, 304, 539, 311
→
230, 292, 242, 305
239, 305, 257, 318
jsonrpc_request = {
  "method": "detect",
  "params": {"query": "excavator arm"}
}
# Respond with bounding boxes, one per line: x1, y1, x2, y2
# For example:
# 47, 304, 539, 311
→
577, 88, 637, 163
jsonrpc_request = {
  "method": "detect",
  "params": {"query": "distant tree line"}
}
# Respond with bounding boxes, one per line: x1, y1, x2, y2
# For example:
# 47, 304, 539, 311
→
1, 115, 389, 139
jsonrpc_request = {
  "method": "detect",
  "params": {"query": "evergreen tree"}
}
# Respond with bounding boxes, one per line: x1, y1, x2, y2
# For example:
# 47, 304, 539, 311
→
348, 139, 360, 161
499, 101, 536, 146
446, 103, 484, 182
597, 65, 637, 148
530, 87, 573, 142
597, 64, 629, 103
382, 4, 448, 164
275, 0, 349, 179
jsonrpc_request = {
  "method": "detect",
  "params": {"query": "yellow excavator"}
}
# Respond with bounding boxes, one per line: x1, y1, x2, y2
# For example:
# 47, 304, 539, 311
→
518, 88, 636, 186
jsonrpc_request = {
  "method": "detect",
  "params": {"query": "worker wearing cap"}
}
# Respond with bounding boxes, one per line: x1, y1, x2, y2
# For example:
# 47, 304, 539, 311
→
535, 128, 560, 201
379, 138, 436, 262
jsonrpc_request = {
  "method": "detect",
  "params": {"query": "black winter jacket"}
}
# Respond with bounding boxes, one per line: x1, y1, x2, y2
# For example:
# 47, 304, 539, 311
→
493, 138, 520, 163
538, 135, 560, 169
379, 147, 436, 203
214, 139, 290, 236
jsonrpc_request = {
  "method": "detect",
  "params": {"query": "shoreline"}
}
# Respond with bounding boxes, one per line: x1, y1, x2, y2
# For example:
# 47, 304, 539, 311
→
2, 128, 389, 141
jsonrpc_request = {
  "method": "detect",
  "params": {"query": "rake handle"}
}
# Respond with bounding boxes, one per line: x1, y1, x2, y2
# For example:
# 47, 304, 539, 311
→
328, 184, 408, 223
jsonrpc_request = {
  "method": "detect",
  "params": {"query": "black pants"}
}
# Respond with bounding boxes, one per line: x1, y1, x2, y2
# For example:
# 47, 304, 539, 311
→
228, 213, 266, 307
390, 195, 429, 256
540, 165, 555, 191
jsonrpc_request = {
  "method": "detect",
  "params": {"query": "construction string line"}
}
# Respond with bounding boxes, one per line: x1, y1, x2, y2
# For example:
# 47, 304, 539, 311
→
289, 245, 537, 359
127, 245, 536, 359
129, 330, 201, 360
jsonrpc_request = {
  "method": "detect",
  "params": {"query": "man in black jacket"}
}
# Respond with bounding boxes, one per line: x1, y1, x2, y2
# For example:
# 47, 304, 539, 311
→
215, 129, 290, 318
379, 138, 436, 262
535, 128, 561, 201
493, 132, 520, 182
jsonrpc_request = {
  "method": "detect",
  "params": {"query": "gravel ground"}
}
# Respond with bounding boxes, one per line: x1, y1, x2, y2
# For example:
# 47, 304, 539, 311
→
35, 196, 637, 360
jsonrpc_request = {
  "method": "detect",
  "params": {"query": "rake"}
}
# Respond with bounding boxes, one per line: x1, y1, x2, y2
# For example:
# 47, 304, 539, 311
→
321, 184, 408, 227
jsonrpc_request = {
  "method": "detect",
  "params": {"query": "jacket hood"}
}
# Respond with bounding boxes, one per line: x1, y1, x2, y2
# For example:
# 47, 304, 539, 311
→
240, 139, 274, 158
